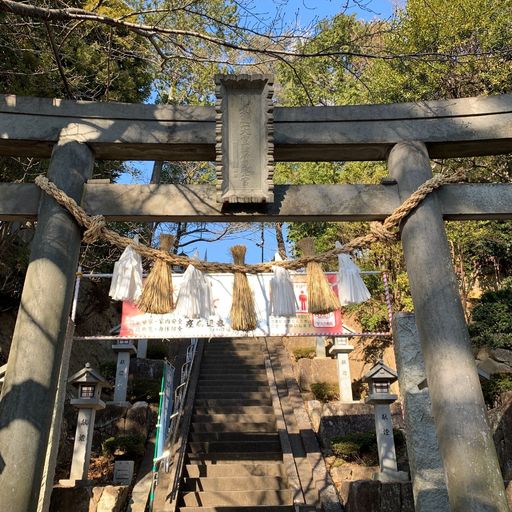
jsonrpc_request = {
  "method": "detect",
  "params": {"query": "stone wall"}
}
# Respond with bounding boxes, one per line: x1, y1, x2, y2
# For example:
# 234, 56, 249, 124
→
488, 392, 512, 480
50, 485, 128, 512
305, 400, 404, 447
340, 481, 414, 512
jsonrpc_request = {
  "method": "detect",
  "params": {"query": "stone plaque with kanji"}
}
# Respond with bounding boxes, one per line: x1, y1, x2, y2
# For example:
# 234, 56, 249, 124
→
215, 74, 274, 204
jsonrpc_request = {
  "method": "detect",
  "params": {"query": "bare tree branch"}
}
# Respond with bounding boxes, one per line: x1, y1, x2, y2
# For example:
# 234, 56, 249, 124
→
1, 0, 509, 65
43, 20, 73, 99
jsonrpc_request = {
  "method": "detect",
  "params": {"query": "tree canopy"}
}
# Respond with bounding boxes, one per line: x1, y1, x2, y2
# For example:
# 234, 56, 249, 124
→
0, 0, 511, 341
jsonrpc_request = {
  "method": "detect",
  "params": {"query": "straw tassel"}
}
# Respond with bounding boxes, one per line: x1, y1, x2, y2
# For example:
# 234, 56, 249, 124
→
270, 252, 297, 317
137, 234, 175, 314
230, 245, 257, 331
297, 238, 341, 314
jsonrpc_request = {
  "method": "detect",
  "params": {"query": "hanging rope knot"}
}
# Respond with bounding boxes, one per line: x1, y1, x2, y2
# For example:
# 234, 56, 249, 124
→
33, 169, 467, 272
83, 215, 106, 244
369, 222, 398, 243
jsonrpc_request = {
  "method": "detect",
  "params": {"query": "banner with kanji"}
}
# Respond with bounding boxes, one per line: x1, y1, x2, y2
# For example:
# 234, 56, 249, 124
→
120, 272, 344, 338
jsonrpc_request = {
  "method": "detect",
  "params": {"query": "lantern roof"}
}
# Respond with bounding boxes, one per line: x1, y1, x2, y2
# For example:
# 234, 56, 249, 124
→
68, 362, 108, 387
363, 360, 398, 383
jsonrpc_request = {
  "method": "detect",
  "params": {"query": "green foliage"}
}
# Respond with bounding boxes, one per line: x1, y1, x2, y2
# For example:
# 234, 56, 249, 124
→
481, 374, 512, 408
292, 347, 316, 361
146, 343, 168, 360
363, 0, 512, 103
275, 1, 512, 339
129, 379, 162, 403
98, 361, 117, 383
311, 382, 339, 402
469, 285, 512, 349
331, 430, 405, 465
101, 434, 146, 458
331, 431, 378, 463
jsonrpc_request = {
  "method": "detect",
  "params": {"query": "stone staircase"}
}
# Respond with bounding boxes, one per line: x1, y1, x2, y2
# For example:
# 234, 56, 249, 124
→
177, 338, 295, 512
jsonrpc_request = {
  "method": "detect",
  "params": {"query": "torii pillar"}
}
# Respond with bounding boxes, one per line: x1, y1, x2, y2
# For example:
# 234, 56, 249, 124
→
388, 142, 508, 511
0, 130, 94, 511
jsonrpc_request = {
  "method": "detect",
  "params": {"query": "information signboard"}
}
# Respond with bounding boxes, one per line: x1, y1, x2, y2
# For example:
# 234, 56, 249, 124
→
120, 272, 343, 338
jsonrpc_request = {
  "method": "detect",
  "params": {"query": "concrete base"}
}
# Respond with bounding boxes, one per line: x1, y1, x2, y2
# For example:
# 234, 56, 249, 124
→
106, 400, 131, 408
58, 479, 92, 488
373, 470, 410, 483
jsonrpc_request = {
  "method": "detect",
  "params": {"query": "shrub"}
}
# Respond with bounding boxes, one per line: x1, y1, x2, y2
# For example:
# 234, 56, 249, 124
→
311, 382, 339, 402
293, 347, 316, 361
481, 373, 512, 408
469, 286, 512, 349
129, 379, 162, 403
146, 343, 168, 360
99, 361, 117, 382
101, 434, 146, 459
331, 430, 405, 466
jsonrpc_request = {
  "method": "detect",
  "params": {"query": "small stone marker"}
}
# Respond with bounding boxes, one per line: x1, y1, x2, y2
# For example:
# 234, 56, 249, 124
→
112, 340, 137, 405
329, 337, 354, 402
113, 460, 135, 485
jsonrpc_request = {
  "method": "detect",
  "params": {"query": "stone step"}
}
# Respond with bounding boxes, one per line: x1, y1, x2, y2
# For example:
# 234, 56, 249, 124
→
191, 422, 276, 434
192, 413, 276, 424
187, 452, 283, 463
188, 440, 281, 454
202, 353, 265, 360
206, 340, 264, 347
181, 490, 293, 507
185, 463, 287, 479
199, 372, 268, 380
193, 405, 274, 415
203, 348, 264, 355
194, 398, 273, 407
201, 361, 266, 368
183, 476, 287, 492
200, 367, 267, 374
197, 384, 268, 393
200, 365, 266, 372
179, 506, 293, 512
196, 391, 271, 400
203, 349, 264, 356
199, 377, 269, 385
189, 432, 279, 443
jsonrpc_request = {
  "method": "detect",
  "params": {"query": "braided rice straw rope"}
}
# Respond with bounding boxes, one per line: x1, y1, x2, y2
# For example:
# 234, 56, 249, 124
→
34, 170, 465, 274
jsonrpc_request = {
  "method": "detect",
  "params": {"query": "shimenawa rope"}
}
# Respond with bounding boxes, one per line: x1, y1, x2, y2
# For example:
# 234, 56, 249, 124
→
34, 170, 465, 273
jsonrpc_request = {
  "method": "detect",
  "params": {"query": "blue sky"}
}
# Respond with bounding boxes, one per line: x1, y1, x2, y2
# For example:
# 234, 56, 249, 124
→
121, 0, 396, 264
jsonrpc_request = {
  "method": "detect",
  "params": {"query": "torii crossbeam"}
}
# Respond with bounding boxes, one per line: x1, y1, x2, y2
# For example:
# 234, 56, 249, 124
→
0, 80, 510, 512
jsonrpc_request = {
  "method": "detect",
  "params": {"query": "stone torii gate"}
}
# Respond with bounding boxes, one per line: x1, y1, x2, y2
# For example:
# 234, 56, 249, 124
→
1, 75, 512, 511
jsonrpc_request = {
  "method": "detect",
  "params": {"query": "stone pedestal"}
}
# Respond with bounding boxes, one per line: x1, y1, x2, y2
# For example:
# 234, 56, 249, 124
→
137, 339, 148, 359
70, 408, 97, 481
315, 336, 326, 358
392, 312, 450, 512
329, 337, 354, 402
373, 403, 398, 473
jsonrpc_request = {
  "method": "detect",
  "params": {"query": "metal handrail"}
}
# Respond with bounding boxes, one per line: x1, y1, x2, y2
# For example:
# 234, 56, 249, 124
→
162, 338, 198, 473
149, 338, 199, 511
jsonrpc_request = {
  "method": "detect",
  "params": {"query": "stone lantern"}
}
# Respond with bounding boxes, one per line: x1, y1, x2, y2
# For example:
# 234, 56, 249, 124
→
64, 363, 108, 484
363, 361, 407, 482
